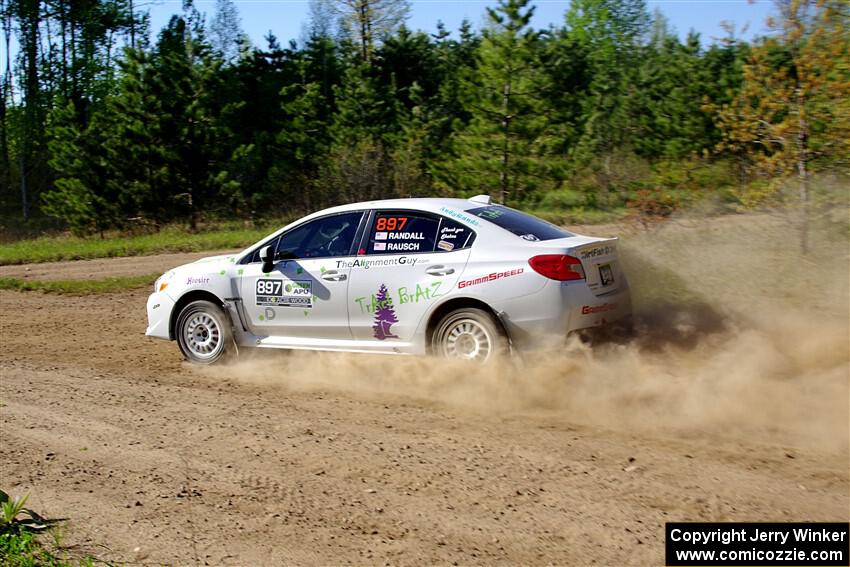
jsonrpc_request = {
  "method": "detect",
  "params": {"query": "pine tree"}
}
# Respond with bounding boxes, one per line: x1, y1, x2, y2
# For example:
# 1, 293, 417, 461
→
209, 0, 248, 64
633, 31, 713, 159
222, 32, 300, 213
433, 0, 549, 204
320, 62, 395, 202
325, 0, 411, 62
43, 101, 122, 234
372, 283, 399, 340
151, 10, 239, 229
714, 0, 850, 252
101, 48, 171, 225
564, 0, 650, 161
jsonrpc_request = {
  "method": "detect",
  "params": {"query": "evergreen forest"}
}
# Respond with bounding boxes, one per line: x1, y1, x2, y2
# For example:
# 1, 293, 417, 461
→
0, 0, 847, 237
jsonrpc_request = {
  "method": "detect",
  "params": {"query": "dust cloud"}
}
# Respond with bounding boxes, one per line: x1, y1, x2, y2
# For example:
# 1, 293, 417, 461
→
202, 212, 849, 452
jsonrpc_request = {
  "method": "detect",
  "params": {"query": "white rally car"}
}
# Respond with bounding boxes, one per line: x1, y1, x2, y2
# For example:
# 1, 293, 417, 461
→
146, 196, 631, 363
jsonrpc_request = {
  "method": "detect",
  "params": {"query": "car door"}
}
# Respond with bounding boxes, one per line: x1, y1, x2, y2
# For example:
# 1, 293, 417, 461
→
347, 210, 476, 343
240, 211, 365, 340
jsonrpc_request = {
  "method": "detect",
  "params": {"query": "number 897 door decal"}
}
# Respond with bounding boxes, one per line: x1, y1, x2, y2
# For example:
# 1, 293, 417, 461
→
256, 278, 313, 308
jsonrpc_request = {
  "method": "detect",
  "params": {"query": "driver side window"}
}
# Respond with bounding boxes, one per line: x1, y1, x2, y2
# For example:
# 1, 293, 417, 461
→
274, 212, 363, 260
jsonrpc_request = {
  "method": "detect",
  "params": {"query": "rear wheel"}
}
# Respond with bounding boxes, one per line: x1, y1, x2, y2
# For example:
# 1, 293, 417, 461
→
175, 300, 232, 364
432, 308, 507, 363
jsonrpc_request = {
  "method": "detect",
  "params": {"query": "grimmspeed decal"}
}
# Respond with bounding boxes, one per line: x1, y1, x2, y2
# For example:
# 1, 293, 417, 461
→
255, 278, 312, 308
458, 268, 524, 289
581, 303, 618, 315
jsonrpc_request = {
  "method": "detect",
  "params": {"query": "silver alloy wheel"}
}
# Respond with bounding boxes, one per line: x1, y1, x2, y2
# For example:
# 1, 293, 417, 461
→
442, 318, 493, 361
182, 311, 223, 360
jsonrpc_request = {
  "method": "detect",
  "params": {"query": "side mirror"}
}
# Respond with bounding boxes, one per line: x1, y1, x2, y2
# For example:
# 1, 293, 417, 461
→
259, 245, 274, 273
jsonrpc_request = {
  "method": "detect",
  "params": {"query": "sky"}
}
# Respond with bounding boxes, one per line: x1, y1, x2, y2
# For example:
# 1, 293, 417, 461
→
145, 0, 778, 49
1, 0, 776, 79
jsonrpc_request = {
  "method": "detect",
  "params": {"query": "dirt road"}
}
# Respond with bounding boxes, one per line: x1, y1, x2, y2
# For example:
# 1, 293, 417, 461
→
1, 215, 848, 566
0, 249, 240, 281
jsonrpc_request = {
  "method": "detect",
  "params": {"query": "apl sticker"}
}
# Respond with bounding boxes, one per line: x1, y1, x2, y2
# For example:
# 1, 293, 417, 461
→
256, 278, 313, 308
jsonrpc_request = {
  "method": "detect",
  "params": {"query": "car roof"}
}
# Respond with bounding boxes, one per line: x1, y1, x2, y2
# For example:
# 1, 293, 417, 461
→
319, 197, 486, 216
237, 197, 500, 259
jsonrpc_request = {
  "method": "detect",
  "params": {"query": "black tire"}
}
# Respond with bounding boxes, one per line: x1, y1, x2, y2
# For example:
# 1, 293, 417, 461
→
431, 307, 507, 363
175, 300, 233, 364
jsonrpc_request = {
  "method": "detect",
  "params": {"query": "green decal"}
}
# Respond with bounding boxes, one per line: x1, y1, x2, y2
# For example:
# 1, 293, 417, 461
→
296, 267, 304, 275
354, 281, 444, 314
237, 268, 244, 275
219, 269, 226, 275
303, 310, 309, 316
259, 315, 265, 321
319, 266, 326, 273
398, 282, 443, 305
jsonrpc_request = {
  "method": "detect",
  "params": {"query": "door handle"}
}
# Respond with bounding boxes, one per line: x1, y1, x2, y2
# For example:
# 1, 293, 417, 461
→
321, 270, 347, 282
425, 265, 455, 276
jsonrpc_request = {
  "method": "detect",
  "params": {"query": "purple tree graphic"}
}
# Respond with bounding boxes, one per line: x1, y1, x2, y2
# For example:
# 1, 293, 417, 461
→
372, 283, 399, 340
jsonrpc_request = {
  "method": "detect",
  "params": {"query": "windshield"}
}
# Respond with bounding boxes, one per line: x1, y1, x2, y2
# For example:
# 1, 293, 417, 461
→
467, 205, 575, 242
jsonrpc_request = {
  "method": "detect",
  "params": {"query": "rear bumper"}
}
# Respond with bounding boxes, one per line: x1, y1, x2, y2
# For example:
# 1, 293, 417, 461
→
496, 279, 632, 351
564, 280, 632, 334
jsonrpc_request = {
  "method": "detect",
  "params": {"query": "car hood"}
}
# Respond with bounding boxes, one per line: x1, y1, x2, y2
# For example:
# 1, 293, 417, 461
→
163, 254, 234, 279
191, 254, 234, 264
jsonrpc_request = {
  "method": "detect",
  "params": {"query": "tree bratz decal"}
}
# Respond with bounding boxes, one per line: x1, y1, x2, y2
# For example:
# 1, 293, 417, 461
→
372, 283, 399, 340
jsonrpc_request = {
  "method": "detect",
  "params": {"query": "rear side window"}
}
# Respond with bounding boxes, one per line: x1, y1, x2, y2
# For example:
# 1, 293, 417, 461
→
436, 217, 475, 252
367, 212, 439, 254
467, 205, 574, 242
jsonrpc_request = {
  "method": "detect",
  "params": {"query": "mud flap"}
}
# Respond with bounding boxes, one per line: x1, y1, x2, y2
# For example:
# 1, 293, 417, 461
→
223, 298, 250, 356
495, 310, 520, 359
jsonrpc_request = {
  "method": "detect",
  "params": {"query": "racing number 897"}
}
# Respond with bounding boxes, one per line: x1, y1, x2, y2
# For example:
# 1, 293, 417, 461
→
256, 279, 282, 295
376, 217, 408, 231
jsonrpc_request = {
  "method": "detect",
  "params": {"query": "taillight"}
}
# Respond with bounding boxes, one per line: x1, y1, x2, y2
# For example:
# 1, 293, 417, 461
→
528, 254, 585, 281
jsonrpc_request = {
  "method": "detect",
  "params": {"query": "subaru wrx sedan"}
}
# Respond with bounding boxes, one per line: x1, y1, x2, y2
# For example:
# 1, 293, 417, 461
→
146, 196, 631, 363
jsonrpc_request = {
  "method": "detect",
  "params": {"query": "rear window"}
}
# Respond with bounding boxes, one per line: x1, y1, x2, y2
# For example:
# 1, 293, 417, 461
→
467, 205, 574, 242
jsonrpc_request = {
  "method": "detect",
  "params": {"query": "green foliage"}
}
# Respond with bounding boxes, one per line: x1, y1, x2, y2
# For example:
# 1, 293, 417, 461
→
43, 102, 122, 236
4, 0, 846, 237
525, 206, 627, 226
0, 490, 92, 567
433, 0, 551, 204
564, 0, 650, 162
1, 491, 31, 530
537, 189, 586, 209
0, 274, 158, 294
0, 224, 283, 265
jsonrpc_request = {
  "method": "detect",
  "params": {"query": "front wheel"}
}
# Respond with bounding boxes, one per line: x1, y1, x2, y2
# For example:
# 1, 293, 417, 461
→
431, 308, 507, 363
175, 300, 233, 364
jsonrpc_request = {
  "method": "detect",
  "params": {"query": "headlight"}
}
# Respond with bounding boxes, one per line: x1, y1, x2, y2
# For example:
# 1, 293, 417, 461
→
154, 271, 174, 292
